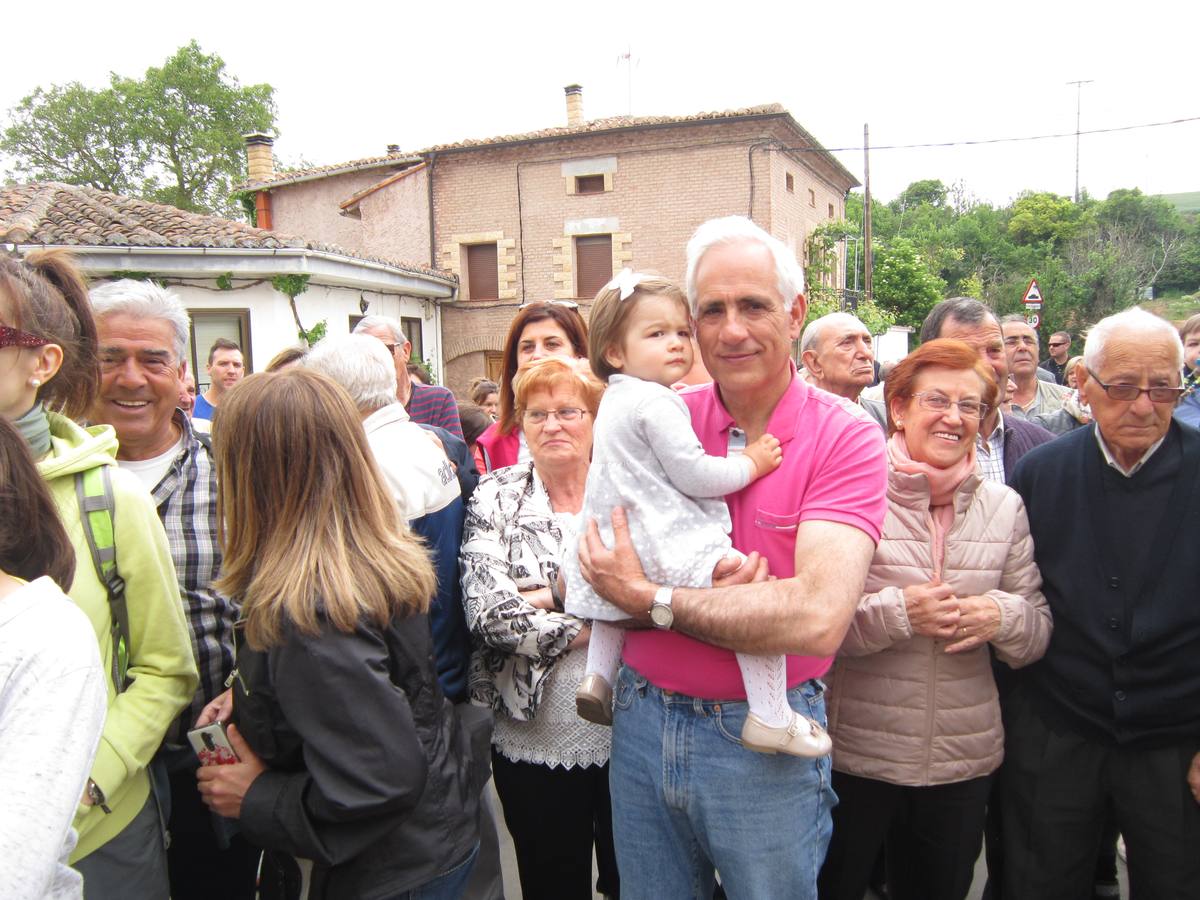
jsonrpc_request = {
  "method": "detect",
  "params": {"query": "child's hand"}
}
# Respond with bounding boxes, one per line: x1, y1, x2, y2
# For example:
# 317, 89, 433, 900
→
744, 433, 782, 480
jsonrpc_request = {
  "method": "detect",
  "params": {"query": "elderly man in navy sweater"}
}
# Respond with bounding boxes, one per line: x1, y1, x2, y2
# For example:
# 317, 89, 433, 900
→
1002, 307, 1200, 899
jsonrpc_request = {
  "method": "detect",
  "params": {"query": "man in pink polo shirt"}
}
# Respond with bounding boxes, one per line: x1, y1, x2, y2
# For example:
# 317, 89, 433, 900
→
581, 215, 887, 899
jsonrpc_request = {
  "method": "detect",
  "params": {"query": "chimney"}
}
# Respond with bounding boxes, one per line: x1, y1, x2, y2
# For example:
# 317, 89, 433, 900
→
243, 133, 275, 182
386, 144, 402, 156
564, 84, 584, 127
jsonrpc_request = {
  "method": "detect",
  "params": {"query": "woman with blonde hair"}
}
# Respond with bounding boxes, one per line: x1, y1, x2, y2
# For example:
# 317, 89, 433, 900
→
194, 368, 480, 900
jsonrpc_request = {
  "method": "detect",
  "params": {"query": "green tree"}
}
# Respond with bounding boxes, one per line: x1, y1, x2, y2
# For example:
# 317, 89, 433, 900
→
872, 237, 946, 330
1008, 192, 1081, 247
2, 42, 275, 216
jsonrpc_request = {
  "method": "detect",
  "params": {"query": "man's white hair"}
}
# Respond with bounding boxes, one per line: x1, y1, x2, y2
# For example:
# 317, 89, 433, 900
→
800, 312, 870, 356
684, 216, 805, 316
304, 333, 398, 412
1083, 306, 1183, 373
352, 314, 406, 344
89, 279, 191, 363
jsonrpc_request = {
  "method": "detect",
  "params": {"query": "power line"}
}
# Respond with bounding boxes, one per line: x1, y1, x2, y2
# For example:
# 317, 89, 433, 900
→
775, 114, 1200, 154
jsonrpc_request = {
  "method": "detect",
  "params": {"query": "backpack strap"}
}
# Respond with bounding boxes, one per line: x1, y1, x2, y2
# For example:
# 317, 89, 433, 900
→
75, 467, 131, 693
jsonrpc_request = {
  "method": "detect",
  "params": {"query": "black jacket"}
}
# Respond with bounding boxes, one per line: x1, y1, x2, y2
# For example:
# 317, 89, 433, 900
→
233, 611, 481, 899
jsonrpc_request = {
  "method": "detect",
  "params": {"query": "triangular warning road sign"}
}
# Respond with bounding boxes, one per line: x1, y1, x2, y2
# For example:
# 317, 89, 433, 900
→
1023, 279, 1042, 305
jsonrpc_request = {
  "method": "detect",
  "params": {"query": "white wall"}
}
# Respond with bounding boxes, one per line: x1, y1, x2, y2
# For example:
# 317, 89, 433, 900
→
165, 279, 443, 379
874, 326, 914, 364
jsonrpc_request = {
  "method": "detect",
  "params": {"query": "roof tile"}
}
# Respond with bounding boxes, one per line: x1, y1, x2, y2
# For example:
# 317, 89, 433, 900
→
0, 182, 455, 283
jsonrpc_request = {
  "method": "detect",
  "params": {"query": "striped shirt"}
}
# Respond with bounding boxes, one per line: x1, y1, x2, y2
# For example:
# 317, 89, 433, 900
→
148, 412, 236, 745
406, 382, 464, 439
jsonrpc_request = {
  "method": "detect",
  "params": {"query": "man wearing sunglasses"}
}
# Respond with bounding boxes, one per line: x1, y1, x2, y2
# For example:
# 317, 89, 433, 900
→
1003, 307, 1200, 899
1039, 331, 1073, 385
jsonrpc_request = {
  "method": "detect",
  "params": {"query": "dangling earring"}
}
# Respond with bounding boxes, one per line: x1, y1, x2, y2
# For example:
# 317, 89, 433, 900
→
29, 378, 41, 388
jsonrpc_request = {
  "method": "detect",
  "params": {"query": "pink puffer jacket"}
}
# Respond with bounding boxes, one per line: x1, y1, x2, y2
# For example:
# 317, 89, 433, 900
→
826, 466, 1051, 786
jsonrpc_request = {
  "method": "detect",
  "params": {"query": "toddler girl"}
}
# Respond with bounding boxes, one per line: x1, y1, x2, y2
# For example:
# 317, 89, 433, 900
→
563, 269, 831, 757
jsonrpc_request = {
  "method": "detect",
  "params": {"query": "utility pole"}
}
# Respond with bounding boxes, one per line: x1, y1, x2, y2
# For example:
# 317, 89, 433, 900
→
863, 124, 873, 300
1068, 79, 1093, 203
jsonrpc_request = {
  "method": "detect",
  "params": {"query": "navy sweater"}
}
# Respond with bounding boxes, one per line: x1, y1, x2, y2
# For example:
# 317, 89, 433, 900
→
1011, 422, 1200, 747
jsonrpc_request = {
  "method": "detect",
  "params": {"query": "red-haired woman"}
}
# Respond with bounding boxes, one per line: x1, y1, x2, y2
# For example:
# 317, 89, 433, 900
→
473, 302, 589, 473
819, 339, 1053, 900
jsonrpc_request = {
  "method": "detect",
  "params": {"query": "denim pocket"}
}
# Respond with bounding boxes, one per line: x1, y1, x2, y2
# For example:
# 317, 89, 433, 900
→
754, 508, 801, 532
712, 701, 750, 748
614, 668, 638, 712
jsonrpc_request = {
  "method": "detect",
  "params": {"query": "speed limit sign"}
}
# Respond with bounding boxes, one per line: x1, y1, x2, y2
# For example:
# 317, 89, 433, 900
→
1026, 313, 1040, 328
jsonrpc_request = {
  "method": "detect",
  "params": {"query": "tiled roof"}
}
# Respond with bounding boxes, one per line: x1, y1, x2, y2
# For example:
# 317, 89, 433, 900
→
239, 153, 422, 191
237, 102, 857, 192
419, 103, 791, 153
0, 182, 455, 283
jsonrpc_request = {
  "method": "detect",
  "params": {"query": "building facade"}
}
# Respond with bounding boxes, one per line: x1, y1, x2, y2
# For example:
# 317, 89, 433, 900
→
240, 90, 859, 395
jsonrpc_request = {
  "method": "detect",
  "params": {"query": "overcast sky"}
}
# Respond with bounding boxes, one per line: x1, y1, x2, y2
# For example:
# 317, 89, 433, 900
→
4, 0, 1196, 207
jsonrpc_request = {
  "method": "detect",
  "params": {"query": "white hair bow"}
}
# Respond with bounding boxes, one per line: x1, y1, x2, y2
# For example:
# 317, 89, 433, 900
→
605, 268, 643, 301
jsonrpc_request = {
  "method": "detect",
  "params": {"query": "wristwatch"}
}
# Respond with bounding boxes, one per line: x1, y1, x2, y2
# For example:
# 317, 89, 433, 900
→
86, 779, 111, 813
649, 586, 674, 630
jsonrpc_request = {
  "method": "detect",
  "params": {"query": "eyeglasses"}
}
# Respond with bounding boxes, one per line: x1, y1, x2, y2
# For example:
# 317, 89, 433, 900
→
1003, 336, 1038, 348
1048, 341, 1069, 348
519, 299, 580, 310
911, 391, 988, 420
0, 325, 51, 351
523, 407, 587, 425
381, 344, 399, 356
1085, 369, 1184, 404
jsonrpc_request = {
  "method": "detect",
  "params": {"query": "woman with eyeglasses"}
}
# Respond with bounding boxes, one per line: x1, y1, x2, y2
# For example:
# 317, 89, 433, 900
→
818, 340, 1052, 900
473, 302, 589, 473
460, 358, 619, 900
0, 250, 196, 896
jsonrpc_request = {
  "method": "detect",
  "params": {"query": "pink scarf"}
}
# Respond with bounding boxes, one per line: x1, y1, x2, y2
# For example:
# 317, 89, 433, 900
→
886, 432, 977, 580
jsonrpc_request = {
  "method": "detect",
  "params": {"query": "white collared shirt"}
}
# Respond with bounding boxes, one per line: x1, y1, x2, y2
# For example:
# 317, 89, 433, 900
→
975, 411, 1007, 483
1093, 427, 1167, 478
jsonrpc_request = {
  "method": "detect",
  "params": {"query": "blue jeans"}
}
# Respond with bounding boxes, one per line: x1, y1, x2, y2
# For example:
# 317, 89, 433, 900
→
610, 666, 834, 900
391, 843, 479, 900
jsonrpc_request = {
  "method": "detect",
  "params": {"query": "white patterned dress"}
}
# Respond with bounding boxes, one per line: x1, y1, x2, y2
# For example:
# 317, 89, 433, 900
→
564, 374, 753, 621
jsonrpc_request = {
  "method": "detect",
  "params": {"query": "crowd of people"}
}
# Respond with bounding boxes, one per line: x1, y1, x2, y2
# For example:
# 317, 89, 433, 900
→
1, 213, 1198, 900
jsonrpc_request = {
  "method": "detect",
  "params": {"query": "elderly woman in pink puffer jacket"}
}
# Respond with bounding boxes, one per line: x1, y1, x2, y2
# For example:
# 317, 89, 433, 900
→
818, 339, 1052, 900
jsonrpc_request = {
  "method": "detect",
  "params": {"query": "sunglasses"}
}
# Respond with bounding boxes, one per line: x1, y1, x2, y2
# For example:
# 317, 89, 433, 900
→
0, 325, 51, 351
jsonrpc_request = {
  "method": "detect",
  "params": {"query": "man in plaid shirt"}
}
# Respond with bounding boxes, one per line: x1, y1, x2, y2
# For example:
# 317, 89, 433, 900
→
90, 281, 257, 900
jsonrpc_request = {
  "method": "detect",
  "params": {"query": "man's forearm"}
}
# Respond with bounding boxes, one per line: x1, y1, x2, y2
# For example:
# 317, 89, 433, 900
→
672, 577, 854, 656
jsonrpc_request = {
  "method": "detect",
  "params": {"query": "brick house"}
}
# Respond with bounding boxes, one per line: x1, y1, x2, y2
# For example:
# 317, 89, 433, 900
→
239, 88, 859, 396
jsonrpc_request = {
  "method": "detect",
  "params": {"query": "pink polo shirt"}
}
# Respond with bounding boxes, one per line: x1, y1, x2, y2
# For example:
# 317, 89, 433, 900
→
622, 372, 888, 699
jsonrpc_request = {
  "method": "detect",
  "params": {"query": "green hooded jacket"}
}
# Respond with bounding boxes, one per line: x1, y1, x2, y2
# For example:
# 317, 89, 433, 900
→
37, 412, 198, 862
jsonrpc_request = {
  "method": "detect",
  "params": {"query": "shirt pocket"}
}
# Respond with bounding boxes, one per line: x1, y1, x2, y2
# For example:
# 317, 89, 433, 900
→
754, 508, 802, 533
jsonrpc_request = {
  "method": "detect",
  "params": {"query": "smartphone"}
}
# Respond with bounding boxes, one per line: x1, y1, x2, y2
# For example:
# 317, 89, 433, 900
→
188, 721, 240, 766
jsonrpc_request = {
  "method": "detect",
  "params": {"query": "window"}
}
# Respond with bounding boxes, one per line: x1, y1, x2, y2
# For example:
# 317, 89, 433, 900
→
466, 243, 499, 300
485, 351, 504, 383
188, 309, 251, 391
828, 203, 835, 219
575, 174, 605, 194
575, 235, 613, 299
785, 173, 795, 193
401, 316, 423, 363
808, 188, 816, 207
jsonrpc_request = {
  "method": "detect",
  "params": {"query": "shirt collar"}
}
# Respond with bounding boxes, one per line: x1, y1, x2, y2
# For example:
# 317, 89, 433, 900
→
706, 361, 808, 446
976, 410, 1005, 453
1093, 426, 1167, 478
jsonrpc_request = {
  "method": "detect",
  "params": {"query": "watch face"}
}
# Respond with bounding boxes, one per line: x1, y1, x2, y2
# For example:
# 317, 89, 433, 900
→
650, 604, 673, 628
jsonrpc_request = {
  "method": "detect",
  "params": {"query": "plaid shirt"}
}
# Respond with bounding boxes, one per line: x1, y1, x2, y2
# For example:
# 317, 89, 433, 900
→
150, 412, 236, 745
976, 412, 1008, 484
